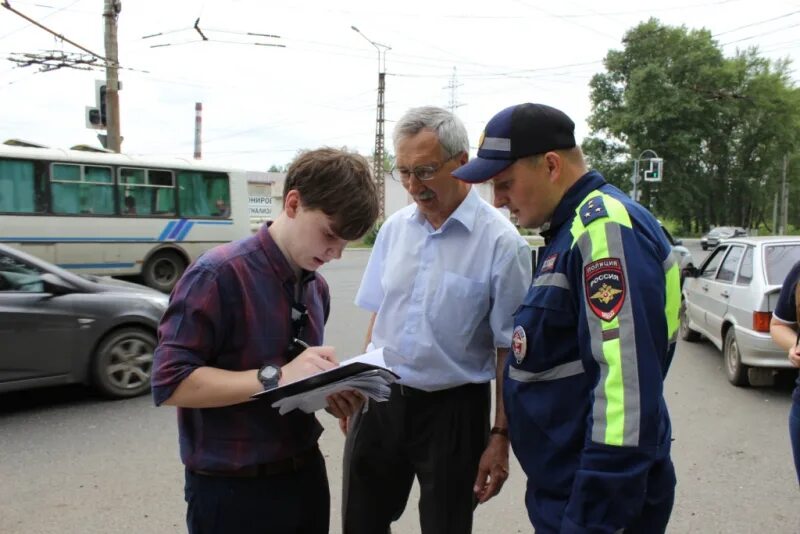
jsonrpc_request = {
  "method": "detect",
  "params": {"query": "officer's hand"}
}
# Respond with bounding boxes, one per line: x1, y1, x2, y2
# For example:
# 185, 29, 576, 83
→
789, 345, 800, 368
473, 433, 510, 504
325, 390, 364, 420
280, 346, 338, 385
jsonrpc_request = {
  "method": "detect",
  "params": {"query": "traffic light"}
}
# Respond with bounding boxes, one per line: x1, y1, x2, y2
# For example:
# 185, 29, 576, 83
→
643, 158, 663, 182
85, 81, 107, 130
98, 84, 107, 126
85, 106, 103, 129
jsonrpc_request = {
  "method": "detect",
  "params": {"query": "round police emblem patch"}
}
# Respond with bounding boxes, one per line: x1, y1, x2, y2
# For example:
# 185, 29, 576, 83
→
584, 257, 626, 322
512, 325, 527, 364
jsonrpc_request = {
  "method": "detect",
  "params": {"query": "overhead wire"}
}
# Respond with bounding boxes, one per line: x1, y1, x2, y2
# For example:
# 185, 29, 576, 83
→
713, 9, 800, 37
721, 21, 800, 46
0, 0, 81, 41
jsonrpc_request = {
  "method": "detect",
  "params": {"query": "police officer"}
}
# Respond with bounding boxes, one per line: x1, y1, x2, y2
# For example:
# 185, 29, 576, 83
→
452, 103, 680, 533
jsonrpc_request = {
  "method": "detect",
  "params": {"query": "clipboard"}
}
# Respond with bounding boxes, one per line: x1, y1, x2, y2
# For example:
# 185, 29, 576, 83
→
251, 362, 400, 404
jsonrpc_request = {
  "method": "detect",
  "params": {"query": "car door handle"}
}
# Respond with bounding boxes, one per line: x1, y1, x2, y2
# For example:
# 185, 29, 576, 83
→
702, 285, 709, 292
720, 291, 729, 298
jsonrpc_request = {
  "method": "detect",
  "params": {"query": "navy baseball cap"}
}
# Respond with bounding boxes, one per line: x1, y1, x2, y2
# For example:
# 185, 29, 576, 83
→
452, 103, 576, 183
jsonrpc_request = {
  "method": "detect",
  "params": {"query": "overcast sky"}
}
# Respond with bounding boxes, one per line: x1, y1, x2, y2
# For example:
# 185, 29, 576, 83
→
1, 0, 799, 171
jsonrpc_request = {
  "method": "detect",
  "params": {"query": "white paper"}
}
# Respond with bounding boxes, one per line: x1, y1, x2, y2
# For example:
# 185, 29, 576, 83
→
267, 347, 400, 415
340, 347, 390, 369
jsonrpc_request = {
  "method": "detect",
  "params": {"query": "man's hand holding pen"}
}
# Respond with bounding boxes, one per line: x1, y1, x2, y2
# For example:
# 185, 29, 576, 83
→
280, 340, 365, 419
279, 341, 338, 386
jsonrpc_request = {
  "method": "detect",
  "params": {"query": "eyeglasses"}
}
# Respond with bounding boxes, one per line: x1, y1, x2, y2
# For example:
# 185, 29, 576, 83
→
286, 302, 309, 360
390, 152, 462, 183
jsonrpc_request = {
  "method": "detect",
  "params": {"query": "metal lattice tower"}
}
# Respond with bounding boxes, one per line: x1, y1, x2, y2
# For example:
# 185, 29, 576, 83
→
352, 26, 390, 221
374, 71, 386, 220
446, 67, 463, 114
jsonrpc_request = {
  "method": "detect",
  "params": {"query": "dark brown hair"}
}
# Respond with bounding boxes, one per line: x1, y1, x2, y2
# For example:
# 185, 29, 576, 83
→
283, 148, 379, 240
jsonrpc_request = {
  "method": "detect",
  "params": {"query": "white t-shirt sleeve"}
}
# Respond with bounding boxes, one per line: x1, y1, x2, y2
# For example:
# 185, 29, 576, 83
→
489, 236, 533, 348
354, 223, 388, 312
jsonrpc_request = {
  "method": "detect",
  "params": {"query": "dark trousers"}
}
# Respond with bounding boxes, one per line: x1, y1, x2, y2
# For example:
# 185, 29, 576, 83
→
184, 449, 330, 534
790, 397, 800, 485
342, 382, 490, 534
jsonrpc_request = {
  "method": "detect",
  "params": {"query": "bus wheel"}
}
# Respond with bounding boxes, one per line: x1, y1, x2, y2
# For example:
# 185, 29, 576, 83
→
143, 250, 186, 293
92, 328, 156, 398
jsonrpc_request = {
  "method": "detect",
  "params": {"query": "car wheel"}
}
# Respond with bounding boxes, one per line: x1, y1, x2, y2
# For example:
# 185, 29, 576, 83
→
679, 301, 701, 342
143, 250, 186, 293
92, 328, 156, 398
724, 327, 750, 387
701, 244, 708, 251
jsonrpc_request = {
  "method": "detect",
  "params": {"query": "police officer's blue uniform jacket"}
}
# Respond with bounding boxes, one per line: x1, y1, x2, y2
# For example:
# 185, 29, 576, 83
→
505, 170, 681, 533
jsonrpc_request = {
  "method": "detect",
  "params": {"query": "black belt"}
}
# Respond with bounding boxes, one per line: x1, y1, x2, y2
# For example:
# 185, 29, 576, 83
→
191, 445, 319, 478
393, 382, 487, 398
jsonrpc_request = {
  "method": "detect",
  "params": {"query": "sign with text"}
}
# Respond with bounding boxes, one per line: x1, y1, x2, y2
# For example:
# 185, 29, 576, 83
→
249, 194, 273, 218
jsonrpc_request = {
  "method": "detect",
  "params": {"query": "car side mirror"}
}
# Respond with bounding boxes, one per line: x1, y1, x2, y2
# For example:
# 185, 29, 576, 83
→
40, 273, 77, 295
673, 238, 683, 246
681, 265, 699, 279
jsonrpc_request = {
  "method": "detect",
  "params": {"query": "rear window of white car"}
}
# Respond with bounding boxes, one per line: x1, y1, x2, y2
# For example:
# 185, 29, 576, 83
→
764, 244, 800, 285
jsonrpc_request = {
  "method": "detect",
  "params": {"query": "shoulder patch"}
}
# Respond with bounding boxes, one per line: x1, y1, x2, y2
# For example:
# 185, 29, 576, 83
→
584, 258, 626, 321
540, 253, 558, 274
579, 196, 608, 226
512, 325, 527, 364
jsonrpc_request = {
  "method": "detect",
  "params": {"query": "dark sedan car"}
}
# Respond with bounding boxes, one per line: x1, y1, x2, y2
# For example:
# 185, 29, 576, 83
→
0, 244, 167, 398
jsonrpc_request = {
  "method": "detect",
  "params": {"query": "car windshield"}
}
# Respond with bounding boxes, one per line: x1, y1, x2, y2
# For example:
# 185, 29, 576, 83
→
764, 244, 800, 285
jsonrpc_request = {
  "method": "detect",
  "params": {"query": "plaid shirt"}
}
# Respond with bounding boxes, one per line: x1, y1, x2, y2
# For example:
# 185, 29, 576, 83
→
151, 224, 329, 471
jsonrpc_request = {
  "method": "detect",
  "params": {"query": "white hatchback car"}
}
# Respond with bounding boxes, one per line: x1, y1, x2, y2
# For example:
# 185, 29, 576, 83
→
681, 236, 800, 386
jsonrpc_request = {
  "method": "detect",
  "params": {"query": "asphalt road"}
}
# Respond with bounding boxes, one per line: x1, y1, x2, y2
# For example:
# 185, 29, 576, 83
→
1, 242, 798, 533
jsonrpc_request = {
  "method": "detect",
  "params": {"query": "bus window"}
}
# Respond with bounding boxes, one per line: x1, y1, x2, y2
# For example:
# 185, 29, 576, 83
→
0, 158, 44, 213
119, 168, 176, 216
51, 163, 114, 215
177, 171, 230, 218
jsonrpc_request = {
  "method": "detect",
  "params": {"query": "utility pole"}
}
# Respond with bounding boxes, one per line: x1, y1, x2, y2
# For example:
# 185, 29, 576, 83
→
194, 102, 202, 159
103, 0, 122, 152
352, 25, 390, 221
780, 154, 789, 235
773, 191, 779, 234
375, 69, 386, 218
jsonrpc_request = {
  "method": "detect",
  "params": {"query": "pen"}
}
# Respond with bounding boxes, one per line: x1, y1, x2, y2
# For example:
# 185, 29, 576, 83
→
293, 338, 310, 350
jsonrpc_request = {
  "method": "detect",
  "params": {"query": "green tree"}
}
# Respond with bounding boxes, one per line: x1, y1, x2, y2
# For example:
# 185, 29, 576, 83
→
585, 18, 800, 233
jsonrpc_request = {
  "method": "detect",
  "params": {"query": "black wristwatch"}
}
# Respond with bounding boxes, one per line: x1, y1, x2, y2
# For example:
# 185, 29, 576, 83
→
258, 364, 282, 391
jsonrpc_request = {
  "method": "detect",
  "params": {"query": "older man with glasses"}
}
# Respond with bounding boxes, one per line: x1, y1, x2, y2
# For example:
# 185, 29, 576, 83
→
340, 106, 532, 534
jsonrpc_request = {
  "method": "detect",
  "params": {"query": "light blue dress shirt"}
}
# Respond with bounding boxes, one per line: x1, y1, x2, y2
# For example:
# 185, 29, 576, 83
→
355, 187, 532, 391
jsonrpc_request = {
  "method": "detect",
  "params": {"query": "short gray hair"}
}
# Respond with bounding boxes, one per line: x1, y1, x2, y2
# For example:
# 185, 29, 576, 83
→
392, 106, 469, 158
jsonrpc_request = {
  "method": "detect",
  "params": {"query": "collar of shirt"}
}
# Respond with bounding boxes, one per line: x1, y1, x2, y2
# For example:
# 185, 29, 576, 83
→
542, 170, 606, 241
406, 186, 480, 234
257, 223, 317, 287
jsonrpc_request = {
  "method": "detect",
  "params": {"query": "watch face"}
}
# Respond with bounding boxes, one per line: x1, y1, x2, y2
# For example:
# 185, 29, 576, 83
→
259, 365, 281, 390
261, 366, 279, 381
